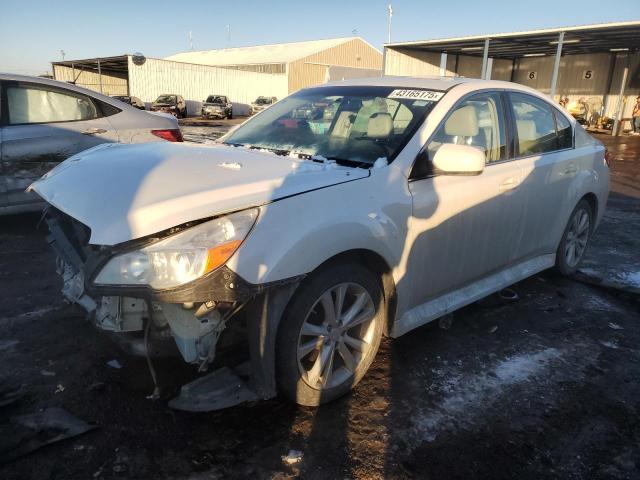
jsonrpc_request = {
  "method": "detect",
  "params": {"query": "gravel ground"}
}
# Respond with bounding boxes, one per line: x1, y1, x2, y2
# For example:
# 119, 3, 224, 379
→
0, 130, 638, 480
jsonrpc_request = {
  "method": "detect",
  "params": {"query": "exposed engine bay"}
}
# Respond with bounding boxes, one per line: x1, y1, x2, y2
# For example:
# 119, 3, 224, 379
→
44, 207, 295, 411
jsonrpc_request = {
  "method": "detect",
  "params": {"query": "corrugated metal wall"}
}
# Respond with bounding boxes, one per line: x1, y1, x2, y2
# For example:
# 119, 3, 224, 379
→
384, 48, 441, 77
287, 38, 383, 93
384, 47, 640, 123
52, 65, 128, 96
384, 49, 512, 80
127, 57, 289, 116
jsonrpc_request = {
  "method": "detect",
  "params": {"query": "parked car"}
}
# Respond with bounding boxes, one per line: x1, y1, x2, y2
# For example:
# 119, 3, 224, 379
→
201, 95, 233, 119
0, 73, 183, 214
112, 95, 146, 110
251, 96, 277, 115
151, 94, 187, 118
30, 77, 609, 411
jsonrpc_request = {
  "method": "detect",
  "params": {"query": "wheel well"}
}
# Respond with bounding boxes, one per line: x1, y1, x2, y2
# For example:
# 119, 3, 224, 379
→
582, 193, 598, 219
313, 249, 397, 336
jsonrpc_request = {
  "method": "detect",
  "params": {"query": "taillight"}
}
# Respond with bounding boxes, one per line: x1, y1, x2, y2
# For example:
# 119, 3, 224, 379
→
604, 149, 612, 168
151, 128, 183, 142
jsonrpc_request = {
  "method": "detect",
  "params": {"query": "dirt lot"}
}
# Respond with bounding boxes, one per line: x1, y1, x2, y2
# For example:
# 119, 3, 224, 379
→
0, 131, 638, 480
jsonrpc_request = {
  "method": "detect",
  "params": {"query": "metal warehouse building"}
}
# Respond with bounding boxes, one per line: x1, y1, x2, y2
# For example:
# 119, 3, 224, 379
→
51, 37, 382, 115
384, 21, 640, 132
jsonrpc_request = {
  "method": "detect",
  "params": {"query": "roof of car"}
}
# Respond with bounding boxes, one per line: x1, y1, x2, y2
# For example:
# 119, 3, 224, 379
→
0, 72, 129, 104
318, 75, 540, 95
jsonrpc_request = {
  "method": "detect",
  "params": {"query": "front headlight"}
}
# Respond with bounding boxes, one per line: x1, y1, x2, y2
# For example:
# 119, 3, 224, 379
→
94, 209, 258, 289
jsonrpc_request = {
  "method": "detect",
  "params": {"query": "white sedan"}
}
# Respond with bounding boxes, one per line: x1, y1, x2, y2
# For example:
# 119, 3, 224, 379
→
0, 74, 182, 214
29, 77, 609, 410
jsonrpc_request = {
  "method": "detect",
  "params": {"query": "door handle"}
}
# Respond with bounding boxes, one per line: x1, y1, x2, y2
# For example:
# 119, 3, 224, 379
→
499, 177, 519, 191
81, 128, 108, 135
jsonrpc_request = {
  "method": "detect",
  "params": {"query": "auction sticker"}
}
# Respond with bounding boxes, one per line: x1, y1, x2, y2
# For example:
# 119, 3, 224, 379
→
388, 89, 444, 101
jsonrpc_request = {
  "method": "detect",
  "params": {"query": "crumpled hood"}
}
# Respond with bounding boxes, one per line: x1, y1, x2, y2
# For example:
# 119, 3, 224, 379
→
29, 142, 368, 246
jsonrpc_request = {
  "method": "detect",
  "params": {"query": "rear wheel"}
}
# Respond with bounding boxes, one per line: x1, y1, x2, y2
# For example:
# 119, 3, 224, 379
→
555, 199, 593, 275
277, 263, 384, 406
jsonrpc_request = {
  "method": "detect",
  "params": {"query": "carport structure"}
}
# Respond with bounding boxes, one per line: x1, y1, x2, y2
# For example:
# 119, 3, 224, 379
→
384, 21, 640, 132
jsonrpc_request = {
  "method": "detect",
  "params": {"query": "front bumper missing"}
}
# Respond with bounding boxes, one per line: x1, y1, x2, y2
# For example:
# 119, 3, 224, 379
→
44, 208, 302, 411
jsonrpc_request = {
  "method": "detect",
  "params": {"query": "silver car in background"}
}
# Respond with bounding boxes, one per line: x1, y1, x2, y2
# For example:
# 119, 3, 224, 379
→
0, 74, 183, 214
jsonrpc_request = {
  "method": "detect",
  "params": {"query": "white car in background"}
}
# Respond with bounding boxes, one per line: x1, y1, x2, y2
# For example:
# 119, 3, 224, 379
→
29, 77, 609, 411
0, 74, 182, 214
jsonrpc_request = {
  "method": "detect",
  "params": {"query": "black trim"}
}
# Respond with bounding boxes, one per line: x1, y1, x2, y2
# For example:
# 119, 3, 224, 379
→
88, 265, 304, 304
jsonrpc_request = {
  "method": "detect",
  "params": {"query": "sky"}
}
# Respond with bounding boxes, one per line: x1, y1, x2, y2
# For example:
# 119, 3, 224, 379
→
1, 0, 639, 75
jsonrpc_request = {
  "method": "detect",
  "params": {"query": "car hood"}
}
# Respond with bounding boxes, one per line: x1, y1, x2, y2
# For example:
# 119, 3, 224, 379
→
152, 103, 174, 108
203, 102, 224, 107
29, 142, 368, 246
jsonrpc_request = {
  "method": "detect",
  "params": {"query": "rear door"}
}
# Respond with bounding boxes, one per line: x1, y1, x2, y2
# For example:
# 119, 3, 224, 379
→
505, 92, 575, 260
405, 90, 521, 307
0, 80, 119, 209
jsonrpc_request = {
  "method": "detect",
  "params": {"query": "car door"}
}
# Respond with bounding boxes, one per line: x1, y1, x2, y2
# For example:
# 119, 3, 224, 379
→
404, 90, 522, 308
0, 80, 119, 209
505, 92, 575, 260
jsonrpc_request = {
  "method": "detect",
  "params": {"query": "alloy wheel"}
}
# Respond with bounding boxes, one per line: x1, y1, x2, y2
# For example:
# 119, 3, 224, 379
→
564, 208, 590, 268
296, 282, 376, 390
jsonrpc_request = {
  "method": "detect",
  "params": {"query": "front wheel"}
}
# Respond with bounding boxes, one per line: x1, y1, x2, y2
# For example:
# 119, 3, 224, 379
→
277, 263, 384, 406
555, 199, 593, 275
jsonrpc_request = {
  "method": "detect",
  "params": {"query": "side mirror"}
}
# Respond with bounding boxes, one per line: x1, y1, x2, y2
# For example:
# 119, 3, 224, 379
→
432, 144, 485, 176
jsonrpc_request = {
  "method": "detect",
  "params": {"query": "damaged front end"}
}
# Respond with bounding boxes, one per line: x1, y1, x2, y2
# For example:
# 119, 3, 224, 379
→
45, 207, 298, 411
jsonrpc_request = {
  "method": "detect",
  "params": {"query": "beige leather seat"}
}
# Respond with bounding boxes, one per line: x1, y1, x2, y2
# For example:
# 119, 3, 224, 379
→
444, 105, 479, 143
367, 112, 393, 139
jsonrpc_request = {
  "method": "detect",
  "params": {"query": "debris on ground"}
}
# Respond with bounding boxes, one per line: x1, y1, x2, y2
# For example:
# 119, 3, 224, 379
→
0, 407, 95, 463
608, 322, 623, 330
54, 384, 65, 394
40, 369, 55, 377
438, 314, 453, 330
282, 450, 303, 465
488, 325, 498, 334
106, 360, 122, 369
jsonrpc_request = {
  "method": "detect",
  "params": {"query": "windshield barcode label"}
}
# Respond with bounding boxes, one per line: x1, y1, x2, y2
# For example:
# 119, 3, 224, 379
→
388, 89, 445, 101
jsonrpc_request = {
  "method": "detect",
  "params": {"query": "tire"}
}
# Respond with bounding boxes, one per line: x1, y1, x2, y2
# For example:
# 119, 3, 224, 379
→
227, 110, 233, 120
555, 198, 593, 276
277, 262, 384, 406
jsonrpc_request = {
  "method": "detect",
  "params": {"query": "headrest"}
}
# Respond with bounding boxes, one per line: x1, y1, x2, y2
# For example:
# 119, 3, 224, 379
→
445, 105, 479, 137
516, 120, 537, 141
367, 113, 393, 138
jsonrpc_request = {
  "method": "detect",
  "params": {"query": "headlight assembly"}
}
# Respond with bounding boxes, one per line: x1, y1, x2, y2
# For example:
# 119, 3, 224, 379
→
94, 209, 258, 289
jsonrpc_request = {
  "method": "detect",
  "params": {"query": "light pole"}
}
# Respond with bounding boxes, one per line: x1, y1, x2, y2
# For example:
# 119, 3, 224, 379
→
387, 4, 393, 43
60, 50, 66, 61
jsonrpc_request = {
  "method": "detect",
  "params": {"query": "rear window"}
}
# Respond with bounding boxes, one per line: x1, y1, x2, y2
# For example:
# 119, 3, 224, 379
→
7, 84, 99, 125
509, 92, 558, 156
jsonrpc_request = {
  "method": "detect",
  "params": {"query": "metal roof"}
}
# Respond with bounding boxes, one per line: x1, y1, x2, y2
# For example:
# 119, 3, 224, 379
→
385, 21, 640, 59
164, 37, 375, 66
51, 55, 129, 72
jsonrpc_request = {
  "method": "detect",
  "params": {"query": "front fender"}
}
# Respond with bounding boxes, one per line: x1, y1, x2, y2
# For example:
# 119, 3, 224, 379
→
226, 167, 411, 285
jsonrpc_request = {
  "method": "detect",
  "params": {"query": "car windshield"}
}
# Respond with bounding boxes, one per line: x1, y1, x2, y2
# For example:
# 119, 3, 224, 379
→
225, 86, 442, 166
206, 96, 224, 104
155, 95, 176, 104
255, 97, 271, 105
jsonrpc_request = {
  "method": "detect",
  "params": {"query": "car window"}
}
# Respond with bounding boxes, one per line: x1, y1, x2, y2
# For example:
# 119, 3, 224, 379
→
554, 109, 573, 150
7, 85, 98, 125
428, 92, 507, 164
509, 92, 558, 156
225, 85, 440, 165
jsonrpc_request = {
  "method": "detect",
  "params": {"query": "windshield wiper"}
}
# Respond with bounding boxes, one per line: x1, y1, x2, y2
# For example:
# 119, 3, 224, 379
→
323, 156, 372, 169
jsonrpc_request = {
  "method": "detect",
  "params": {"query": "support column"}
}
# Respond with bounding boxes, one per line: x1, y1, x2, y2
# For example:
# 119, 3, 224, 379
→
550, 31, 564, 99
481, 38, 490, 79
613, 62, 629, 136
439, 52, 448, 76
97, 59, 103, 94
